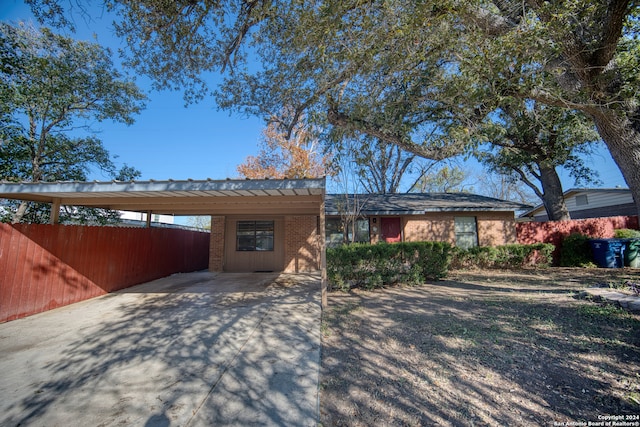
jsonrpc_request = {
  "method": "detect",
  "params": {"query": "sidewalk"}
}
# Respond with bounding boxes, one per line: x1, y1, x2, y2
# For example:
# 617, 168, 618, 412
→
581, 286, 640, 312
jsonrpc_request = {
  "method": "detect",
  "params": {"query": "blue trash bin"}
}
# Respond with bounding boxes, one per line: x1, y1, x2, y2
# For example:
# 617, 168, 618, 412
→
589, 239, 625, 268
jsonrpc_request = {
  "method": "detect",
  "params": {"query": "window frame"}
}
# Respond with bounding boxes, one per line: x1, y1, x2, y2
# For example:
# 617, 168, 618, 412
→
454, 216, 478, 249
236, 220, 275, 252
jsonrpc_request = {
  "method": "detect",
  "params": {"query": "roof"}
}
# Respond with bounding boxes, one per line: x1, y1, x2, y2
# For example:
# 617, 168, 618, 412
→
0, 178, 325, 216
325, 193, 530, 216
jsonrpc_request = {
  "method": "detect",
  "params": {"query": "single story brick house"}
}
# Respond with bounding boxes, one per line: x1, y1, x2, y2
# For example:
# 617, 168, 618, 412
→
325, 193, 530, 249
0, 179, 529, 274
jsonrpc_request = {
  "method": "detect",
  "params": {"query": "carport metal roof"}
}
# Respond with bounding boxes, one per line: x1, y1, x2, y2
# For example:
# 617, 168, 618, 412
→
0, 178, 326, 218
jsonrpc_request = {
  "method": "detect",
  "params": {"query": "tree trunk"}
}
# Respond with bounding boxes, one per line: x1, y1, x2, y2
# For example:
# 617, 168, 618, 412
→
591, 113, 640, 218
12, 201, 29, 224
539, 164, 571, 221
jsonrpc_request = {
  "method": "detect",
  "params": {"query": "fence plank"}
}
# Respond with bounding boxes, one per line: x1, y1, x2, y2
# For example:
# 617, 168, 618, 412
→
0, 224, 210, 322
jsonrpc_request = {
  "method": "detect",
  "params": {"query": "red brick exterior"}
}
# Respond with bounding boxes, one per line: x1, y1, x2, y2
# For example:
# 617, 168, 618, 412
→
372, 211, 518, 247
284, 215, 320, 272
209, 216, 225, 272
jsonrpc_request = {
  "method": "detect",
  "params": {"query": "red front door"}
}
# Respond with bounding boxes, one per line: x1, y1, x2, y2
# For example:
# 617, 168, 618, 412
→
381, 217, 402, 243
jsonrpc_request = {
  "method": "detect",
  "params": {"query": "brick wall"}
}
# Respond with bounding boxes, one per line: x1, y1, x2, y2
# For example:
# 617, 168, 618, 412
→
403, 211, 517, 246
476, 212, 518, 246
209, 216, 225, 271
284, 215, 320, 272
404, 214, 453, 243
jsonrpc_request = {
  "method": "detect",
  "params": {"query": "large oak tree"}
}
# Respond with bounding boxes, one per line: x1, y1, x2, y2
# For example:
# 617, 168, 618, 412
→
26, 0, 640, 217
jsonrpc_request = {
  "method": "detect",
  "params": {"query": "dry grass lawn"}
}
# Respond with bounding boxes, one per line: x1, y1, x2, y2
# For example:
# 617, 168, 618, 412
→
320, 268, 640, 426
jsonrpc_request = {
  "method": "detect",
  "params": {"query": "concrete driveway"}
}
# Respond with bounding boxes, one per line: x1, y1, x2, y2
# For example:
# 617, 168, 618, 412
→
0, 272, 321, 426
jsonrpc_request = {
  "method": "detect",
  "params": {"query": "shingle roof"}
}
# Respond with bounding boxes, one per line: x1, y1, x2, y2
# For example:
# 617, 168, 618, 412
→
325, 193, 531, 216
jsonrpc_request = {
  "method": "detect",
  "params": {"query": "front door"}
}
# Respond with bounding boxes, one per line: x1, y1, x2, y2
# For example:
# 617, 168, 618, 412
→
381, 217, 402, 243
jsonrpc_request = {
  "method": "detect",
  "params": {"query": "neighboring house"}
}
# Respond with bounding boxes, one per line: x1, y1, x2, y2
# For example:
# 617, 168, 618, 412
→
119, 210, 176, 227
325, 193, 530, 249
521, 188, 636, 222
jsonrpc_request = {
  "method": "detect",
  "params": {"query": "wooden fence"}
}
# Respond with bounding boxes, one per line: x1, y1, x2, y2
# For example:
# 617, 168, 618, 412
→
516, 215, 639, 263
0, 223, 210, 322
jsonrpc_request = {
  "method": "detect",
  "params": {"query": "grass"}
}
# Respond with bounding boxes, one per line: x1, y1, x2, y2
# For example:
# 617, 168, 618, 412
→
320, 268, 640, 426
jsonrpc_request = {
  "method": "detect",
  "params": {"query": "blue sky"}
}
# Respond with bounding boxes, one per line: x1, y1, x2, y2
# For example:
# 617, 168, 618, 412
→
1, 0, 266, 183
1, 0, 628, 195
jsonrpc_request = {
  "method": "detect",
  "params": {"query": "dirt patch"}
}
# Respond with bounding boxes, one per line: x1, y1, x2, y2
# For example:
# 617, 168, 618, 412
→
320, 268, 640, 426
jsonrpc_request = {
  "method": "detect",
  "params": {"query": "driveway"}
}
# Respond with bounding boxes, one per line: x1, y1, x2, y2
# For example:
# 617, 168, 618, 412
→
0, 272, 321, 427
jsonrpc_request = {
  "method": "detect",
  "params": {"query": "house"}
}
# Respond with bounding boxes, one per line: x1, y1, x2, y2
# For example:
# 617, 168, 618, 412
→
0, 180, 529, 276
119, 210, 176, 227
325, 193, 530, 249
521, 188, 636, 222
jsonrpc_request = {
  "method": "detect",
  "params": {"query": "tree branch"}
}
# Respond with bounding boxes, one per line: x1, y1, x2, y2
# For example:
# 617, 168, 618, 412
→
326, 106, 463, 161
591, 0, 631, 69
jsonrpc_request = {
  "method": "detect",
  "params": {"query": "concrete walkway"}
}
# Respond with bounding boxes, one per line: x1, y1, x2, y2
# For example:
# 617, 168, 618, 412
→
0, 272, 321, 427
582, 286, 640, 312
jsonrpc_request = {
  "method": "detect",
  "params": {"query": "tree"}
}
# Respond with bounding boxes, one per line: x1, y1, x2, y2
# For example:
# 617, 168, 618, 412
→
475, 171, 536, 207
237, 113, 328, 179
409, 165, 473, 193
0, 22, 146, 223
472, 0, 640, 217
27, 0, 640, 216
332, 135, 422, 194
470, 100, 602, 220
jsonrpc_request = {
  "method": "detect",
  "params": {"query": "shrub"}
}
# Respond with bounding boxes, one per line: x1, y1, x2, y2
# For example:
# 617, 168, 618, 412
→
614, 228, 640, 238
559, 233, 594, 267
326, 241, 452, 291
450, 243, 554, 269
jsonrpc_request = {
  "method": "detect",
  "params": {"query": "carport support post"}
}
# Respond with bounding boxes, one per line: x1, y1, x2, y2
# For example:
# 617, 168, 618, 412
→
320, 199, 327, 309
49, 199, 60, 224
145, 211, 152, 228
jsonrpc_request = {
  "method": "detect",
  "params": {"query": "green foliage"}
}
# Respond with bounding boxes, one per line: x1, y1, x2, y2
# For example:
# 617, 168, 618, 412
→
24, 0, 640, 218
614, 228, 640, 238
0, 22, 146, 223
326, 241, 452, 291
559, 233, 594, 267
451, 243, 554, 269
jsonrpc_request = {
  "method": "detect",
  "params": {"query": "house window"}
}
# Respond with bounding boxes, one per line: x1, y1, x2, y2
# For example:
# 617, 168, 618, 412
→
455, 217, 478, 249
352, 219, 370, 243
236, 221, 274, 251
576, 194, 588, 206
325, 218, 370, 247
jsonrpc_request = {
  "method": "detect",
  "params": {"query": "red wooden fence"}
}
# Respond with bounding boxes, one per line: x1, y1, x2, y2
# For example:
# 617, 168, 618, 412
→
0, 223, 210, 322
516, 215, 639, 263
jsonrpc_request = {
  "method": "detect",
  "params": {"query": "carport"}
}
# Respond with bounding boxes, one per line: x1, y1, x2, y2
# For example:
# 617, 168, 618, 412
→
0, 178, 328, 308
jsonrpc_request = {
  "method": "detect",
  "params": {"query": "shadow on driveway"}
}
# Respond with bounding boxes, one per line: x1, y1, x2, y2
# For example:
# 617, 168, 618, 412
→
0, 272, 321, 426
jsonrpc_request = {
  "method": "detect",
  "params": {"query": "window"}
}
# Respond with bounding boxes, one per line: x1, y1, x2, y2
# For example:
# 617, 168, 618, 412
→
236, 221, 274, 251
455, 217, 478, 249
325, 218, 370, 247
575, 194, 589, 206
